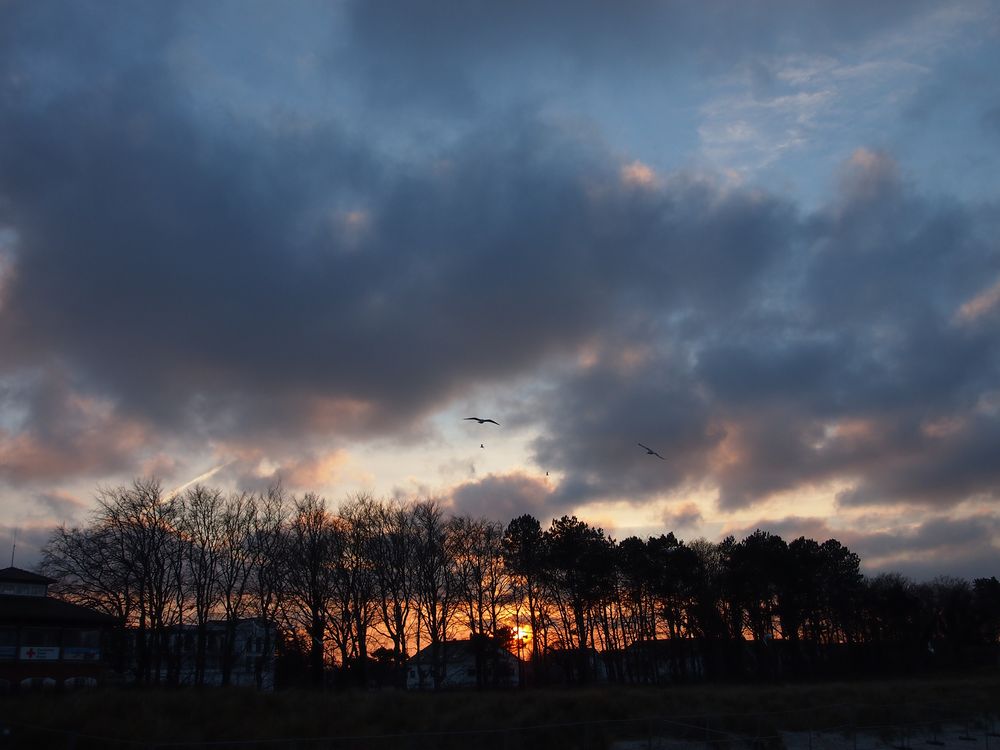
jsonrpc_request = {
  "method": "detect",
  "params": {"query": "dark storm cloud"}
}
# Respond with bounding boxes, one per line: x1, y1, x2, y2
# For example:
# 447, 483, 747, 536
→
530, 352, 724, 506
1, 0, 998, 526
0, 0, 793, 461
0, 370, 149, 484
662, 502, 702, 531
525, 151, 1000, 511
449, 472, 567, 522
0, 50, 610, 437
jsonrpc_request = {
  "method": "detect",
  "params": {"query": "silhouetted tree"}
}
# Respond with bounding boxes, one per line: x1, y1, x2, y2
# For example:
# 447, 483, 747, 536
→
176, 485, 224, 685
246, 485, 287, 689
544, 515, 614, 682
412, 500, 457, 689
283, 493, 337, 687
366, 497, 416, 685
502, 514, 547, 668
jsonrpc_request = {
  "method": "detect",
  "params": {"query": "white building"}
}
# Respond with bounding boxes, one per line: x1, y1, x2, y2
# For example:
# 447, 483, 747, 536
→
159, 618, 277, 690
406, 638, 521, 690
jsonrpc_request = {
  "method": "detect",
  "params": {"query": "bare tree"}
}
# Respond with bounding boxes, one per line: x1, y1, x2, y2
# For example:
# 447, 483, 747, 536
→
94, 478, 183, 684
42, 524, 135, 622
412, 499, 458, 689
246, 485, 288, 689
217, 491, 257, 685
367, 497, 416, 686
332, 493, 380, 686
450, 515, 512, 687
176, 485, 224, 685
283, 493, 337, 687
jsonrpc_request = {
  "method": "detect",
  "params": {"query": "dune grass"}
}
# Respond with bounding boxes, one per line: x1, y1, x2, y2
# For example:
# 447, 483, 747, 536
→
1, 671, 998, 749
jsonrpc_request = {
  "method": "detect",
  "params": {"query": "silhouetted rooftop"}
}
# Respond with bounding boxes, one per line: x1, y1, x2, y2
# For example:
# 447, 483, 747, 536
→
0, 594, 118, 625
0, 566, 55, 585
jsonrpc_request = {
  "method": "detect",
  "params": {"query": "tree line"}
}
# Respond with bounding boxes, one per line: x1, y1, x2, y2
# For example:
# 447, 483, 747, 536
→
41, 478, 1000, 689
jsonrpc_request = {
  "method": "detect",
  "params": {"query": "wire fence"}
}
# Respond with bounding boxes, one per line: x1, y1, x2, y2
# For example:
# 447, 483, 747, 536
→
1, 698, 997, 750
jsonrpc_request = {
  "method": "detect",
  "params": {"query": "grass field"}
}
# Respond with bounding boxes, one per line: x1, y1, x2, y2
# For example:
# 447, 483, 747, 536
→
1, 671, 998, 749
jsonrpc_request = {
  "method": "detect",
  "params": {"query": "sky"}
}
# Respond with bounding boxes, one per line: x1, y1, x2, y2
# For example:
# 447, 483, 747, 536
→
1, 0, 1000, 580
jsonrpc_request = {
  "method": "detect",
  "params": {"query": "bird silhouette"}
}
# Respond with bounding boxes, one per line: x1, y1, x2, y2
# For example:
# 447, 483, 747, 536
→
480, 444, 485, 449
638, 442, 666, 460
465, 417, 500, 425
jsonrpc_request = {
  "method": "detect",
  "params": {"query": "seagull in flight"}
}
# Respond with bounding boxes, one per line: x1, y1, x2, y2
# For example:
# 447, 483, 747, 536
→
638, 442, 666, 460
465, 417, 500, 425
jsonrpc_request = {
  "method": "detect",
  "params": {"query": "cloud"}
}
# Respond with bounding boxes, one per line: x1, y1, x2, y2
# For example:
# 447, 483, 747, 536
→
955, 277, 1000, 323
0, 372, 152, 484
662, 502, 703, 530
0, 0, 998, 550
32, 490, 86, 519
0, 523, 55, 571
448, 472, 564, 522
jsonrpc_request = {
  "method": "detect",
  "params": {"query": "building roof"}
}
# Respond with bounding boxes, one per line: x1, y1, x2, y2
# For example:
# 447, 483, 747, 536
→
408, 638, 519, 664
0, 595, 119, 625
0, 567, 56, 585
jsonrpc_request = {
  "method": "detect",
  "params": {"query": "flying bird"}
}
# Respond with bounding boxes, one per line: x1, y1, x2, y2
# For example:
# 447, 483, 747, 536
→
638, 442, 666, 460
464, 417, 500, 425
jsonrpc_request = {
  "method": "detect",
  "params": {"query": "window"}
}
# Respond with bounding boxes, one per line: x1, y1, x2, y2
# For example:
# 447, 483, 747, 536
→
0, 583, 45, 597
0, 627, 16, 660
21, 627, 59, 646
62, 630, 100, 648
63, 629, 101, 661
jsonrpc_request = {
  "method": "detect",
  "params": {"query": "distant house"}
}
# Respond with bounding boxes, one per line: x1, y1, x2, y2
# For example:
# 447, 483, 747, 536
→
0, 566, 118, 690
406, 638, 521, 690
538, 646, 609, 685
619, 639, 705, 684
146, 618, 277, 690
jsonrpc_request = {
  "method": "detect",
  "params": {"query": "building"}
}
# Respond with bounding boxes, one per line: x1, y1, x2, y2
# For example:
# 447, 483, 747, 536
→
155, 617, 277, 690
538, 646, 609, 685
618, 639, 705, 684
406, 638, 521, 690
0, 567, 119, 690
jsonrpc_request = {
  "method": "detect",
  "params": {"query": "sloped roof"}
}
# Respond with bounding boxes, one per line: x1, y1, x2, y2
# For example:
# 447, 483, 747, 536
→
0, 595, 119, 625
0, 567, 56, 585
408, 638, 519, 664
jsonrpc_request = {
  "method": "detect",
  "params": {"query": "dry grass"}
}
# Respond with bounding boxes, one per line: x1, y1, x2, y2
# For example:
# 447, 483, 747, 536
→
1, 671, 998, 749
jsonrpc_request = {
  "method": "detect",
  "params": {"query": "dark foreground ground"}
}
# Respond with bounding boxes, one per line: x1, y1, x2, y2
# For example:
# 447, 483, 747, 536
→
1, 671, 998, 749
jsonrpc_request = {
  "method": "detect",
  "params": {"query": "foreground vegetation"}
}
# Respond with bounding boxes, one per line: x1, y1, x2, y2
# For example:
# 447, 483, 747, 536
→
2, 671, 999, 748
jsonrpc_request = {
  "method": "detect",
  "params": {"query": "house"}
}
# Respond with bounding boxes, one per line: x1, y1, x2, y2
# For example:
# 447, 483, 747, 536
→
619, 639, 705, 684
538, 646, 609, 685
0, 566, 119, 690
406, 638, 521, 690
150, 617, 277, 690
